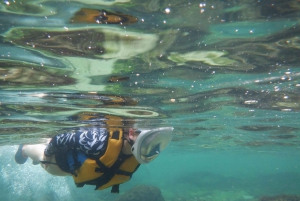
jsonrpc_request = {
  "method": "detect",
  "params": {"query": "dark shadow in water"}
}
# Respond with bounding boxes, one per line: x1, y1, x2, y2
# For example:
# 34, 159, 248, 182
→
0, 61, 75, 87
237, 125, 300, 134
4, 28, 106, 58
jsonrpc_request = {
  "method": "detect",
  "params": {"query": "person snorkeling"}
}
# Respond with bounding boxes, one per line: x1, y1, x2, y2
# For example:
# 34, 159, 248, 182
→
14, 123, 173, 193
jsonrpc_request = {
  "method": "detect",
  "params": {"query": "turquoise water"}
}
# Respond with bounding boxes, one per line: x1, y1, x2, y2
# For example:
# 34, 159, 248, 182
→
0, 0, 300, 200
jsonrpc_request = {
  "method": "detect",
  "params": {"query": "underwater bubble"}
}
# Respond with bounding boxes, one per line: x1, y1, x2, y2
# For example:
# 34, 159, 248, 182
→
244, 100, 258, 105
165, 8, 170, 14
199, 3, 206, 8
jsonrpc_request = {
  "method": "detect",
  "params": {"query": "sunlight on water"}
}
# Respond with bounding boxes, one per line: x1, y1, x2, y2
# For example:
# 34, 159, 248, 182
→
0, 0, 300, 200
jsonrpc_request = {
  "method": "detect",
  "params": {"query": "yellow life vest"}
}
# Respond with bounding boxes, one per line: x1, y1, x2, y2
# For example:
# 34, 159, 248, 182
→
73, 128, 140, 192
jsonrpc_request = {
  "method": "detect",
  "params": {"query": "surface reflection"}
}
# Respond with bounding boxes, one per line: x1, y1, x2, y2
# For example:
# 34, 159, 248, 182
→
0, 0, 299, 149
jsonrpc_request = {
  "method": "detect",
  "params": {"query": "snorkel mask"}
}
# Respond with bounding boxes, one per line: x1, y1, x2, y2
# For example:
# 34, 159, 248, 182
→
131, 127, 173, 164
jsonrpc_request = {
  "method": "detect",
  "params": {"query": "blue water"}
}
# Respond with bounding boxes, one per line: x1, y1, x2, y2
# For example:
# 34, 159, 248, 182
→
0, 0, 300, 200
1, 147, 299, 200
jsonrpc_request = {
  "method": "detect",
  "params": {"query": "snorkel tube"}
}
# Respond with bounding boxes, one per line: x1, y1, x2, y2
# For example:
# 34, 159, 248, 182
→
131, 127, 173, 164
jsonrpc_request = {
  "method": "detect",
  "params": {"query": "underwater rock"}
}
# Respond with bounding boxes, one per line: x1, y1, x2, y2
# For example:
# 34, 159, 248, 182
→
259, 194, 300, 201
237, 125, 300, 135
238, 125, 277, 132
270, 135, 297, 139
171, 129, 201, 142
242, 141, 270, 147
241, 141, 296, 147
115, 185, 165, 201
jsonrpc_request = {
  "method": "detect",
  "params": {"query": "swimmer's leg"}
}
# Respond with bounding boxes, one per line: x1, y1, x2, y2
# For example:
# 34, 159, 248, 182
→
17, 143, 71, 176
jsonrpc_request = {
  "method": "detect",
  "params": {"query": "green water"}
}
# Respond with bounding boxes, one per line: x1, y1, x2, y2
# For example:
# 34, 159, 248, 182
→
0, 0, 300, 200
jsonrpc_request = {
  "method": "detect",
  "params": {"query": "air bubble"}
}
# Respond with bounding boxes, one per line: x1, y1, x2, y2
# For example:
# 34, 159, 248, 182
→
165, 8, 171, 14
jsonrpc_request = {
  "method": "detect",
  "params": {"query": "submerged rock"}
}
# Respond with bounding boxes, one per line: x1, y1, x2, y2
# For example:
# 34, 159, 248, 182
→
259, 194, 300, 201
115, 185, 165, 201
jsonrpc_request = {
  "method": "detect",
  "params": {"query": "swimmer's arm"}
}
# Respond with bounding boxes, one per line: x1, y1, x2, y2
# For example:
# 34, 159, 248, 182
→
44, 127, 107, 156
44, 131, 77, 156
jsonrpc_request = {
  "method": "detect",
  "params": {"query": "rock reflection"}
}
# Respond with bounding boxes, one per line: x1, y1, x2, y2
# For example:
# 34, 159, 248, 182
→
48, 93, 138, 106
1, 0, 53, 15
203, 25, 300, 72
165, 87, 300, 115
260, 0, 300, 17
0, 92, 162, 143
5, 27, 158, 59
70, 8, 138, 25
0, 127, 44, 135
0, 61, 74, 87
0, 0, 299, 152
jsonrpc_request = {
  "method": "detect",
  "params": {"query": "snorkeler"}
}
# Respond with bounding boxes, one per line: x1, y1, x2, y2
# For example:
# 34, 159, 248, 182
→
14, 125, 173, 193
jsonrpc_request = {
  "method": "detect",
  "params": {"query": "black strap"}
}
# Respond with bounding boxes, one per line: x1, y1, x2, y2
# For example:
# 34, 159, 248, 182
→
76, 183, 84, 188
95, 158, 110, 173
39, 160, 58, 165
111, 185, 119, 193
115, 169, 133, 177
95, 153, 133, 176
93, 154, 133, 192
